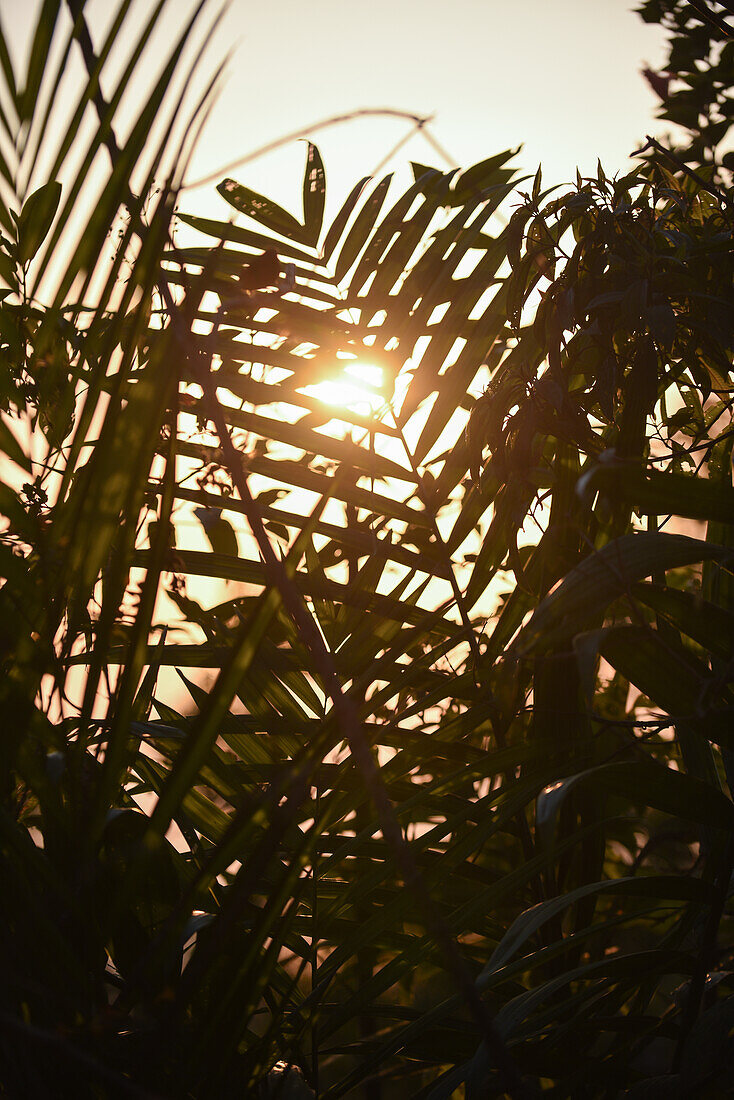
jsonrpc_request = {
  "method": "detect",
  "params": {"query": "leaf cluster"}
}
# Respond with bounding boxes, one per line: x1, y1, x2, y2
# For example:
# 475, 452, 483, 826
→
1, 3, 734, 1098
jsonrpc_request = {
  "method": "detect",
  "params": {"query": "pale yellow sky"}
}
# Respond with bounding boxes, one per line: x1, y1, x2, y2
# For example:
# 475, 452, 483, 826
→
3, 0, 670, 222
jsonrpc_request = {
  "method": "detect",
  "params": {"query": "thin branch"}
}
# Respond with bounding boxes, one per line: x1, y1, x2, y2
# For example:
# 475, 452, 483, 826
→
181, 107, 457, 190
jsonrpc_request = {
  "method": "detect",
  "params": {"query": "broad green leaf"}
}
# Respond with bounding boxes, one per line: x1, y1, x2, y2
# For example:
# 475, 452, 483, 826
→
302, 141, 325, 246
493, 949, 693, 1040
0, 417, 30, 471
16, 0, 60, 123
515, 533, 733, 655
0, 26, 18, 114
632, 581, 734, 661
217, 177, 308, 244
334, 174, 392, 282
176, 212, 319, 263
446, 147, 518, 206
579, 463, 734, 525
17, 180, 61, 264
536, 760, 734, 837
194, 506, 239, 558
321, 173, 371, 264
480, 875, 714, 980
679, 994, 734, 1092
598, 624, 733, 759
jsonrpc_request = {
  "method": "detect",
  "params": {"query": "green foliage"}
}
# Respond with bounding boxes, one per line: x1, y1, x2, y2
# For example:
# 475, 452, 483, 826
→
1, 1, 733, 1097
638, 0, 733, 169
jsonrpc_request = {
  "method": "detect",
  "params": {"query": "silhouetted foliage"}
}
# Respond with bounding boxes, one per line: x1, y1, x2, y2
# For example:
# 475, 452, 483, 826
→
0, 1, 733, 1097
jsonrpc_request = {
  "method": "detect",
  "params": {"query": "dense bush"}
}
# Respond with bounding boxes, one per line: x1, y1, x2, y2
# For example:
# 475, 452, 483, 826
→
1, 1, 732, 1096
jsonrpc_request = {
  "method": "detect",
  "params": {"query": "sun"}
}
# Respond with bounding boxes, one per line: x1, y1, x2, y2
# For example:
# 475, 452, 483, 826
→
302, 360, 387, 416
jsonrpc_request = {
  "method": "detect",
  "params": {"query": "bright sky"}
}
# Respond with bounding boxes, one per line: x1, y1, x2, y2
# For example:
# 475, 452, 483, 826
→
4, 0, 671, 221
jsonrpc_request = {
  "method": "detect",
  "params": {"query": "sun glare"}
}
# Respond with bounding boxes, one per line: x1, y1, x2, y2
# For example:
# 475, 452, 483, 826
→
302, 361, 387, 415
